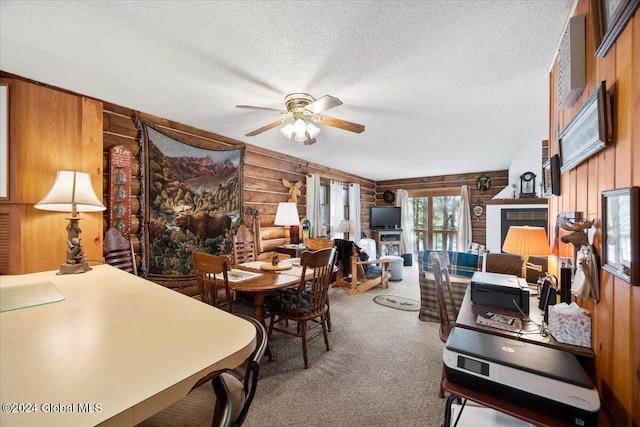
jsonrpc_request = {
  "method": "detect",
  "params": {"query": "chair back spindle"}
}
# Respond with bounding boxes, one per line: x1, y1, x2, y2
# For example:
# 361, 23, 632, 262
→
193, 251, 233, 312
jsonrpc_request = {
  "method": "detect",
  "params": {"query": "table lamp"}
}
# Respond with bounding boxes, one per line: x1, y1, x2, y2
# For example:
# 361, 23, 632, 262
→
274, 202, 299, 245
502, 225, 551, 280
35, 170, 106, 274
337, 219, 357, 241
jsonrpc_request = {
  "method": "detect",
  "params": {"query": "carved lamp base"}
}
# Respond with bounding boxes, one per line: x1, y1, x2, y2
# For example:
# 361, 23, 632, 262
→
57, 262, 91, 275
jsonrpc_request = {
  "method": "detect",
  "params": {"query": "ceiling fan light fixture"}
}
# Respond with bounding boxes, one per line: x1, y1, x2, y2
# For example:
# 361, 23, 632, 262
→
306, 122, 320, 138
292, 118, 307, 138
280, 123, 294, 139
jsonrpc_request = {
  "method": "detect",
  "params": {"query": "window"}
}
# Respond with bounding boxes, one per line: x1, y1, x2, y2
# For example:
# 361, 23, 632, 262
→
319, 184, 329, 234
410, 188, 461, 252
319, 182, 349, 236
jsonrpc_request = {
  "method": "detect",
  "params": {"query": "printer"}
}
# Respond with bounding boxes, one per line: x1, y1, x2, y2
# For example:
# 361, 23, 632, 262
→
443, 328, 600, 426
470, 271, 530, 314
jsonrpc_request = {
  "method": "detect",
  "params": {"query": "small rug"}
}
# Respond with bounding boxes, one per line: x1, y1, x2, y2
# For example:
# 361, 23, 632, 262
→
373, 295, 420, 312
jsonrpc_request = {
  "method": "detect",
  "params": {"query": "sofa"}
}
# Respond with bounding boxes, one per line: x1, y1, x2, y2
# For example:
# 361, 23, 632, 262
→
418, 251, 548, 322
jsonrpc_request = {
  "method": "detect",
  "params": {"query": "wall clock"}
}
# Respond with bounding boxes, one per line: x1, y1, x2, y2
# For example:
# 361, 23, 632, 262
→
519, 171, 537, 198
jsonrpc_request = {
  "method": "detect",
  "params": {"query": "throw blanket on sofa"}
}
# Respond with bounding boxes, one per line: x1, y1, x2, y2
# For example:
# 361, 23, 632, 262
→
418, 250, 484, 322
420, 250, 484, 278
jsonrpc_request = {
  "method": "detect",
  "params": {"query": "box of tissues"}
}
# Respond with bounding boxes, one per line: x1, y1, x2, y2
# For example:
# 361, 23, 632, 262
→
548, 302, 592, 348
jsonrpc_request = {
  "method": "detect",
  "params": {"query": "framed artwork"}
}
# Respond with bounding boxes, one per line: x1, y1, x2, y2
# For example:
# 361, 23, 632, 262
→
559, 81, 612, 174
542, 154, 561, 197
135, 115, 244, 284
594, 0, 640, 57
0, 83, 7, 200
601, 187, 639, 284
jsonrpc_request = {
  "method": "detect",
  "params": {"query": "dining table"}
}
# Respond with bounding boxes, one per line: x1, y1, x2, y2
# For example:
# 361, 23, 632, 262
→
228, 259, 309, 320
0, 264, 256, 427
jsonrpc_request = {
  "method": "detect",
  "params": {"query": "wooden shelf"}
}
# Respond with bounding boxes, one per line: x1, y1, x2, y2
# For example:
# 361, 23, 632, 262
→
371, 229, 402, 256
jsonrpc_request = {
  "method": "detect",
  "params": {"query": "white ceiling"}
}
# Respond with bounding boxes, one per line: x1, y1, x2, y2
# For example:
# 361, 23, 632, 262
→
0, 0, 574, 181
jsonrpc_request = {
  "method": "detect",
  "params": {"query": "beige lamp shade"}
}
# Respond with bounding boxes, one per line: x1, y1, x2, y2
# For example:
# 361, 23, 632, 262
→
337, 219, 357, 233
502, 226, 551, 257
35, 170, 106, 213
274, 202, 300, 226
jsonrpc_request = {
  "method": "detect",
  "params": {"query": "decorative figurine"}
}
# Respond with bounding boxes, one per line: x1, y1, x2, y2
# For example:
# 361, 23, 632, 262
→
272, 253, 279, 266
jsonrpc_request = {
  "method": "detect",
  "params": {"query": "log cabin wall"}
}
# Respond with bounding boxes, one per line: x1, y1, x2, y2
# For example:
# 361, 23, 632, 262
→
102, 103, 376, 262
548, 1, 639, 424
376, 170, 509, 246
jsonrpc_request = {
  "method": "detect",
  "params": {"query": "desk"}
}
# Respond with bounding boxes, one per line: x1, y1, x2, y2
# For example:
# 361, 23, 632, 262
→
455, 287, 595, 359
0, 265, 256, 427
443, 380, 576, 427
230, 261, 307, 320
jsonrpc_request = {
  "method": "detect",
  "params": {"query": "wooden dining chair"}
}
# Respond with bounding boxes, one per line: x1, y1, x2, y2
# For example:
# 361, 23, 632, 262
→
430, 251, 456, 398
193, 251, 234, 312
138, 314, 268, 427
267, 247, 336, 369
103, 227, 137, 275
232, 225, 257, 267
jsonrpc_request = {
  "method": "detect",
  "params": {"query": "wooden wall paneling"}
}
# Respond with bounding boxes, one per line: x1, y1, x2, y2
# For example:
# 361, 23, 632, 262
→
613, 28, 633, 189
551, 3, 639, 423
80, 96, 105, 267
633, 15, 640, 187
0, 79, 103, 273
612, 276, 633, 424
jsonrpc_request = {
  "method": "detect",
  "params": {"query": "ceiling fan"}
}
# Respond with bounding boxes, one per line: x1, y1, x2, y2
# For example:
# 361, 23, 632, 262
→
236, 93, 365, 145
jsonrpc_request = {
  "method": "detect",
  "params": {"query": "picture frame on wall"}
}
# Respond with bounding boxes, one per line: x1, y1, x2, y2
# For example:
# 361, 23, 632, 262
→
542, 154, 561, 197
601, 187, 639, 284
559, 81, 612, 174
594, 0, 640, 58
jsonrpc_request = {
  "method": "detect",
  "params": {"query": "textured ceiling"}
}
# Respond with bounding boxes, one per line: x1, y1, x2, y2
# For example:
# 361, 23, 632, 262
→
0, 0, 574, 181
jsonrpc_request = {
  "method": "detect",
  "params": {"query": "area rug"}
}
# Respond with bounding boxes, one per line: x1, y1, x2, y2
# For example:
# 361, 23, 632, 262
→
373, 295, 420, 311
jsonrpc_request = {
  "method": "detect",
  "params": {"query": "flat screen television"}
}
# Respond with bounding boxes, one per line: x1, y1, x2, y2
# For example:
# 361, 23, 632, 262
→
370, 206, 401, 229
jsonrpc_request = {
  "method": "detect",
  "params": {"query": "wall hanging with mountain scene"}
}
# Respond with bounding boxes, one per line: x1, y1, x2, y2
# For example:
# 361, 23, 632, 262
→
135, 115, 244, 285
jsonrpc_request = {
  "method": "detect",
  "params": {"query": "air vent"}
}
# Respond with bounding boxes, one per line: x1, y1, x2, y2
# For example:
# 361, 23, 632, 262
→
505, 211, 548, 221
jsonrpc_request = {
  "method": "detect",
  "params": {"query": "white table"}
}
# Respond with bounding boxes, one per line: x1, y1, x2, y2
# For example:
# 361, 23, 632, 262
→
0, 264, 256, 426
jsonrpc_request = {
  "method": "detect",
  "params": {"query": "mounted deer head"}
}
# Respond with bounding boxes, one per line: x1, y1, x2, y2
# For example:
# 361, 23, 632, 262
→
560, 218, 595, 247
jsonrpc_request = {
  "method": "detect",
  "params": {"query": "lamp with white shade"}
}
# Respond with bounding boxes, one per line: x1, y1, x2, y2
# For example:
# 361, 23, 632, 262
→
337, 219, 357, 241
502, 225, 551, 280
35, 170, 106, 274
274, 202, 300, 245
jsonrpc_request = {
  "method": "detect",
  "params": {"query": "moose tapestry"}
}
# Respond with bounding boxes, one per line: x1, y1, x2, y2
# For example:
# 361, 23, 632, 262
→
136, 116, 243, 284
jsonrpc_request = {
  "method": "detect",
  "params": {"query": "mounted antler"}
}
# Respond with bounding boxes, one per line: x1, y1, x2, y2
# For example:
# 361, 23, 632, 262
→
282, 179, 302, 203
559, 218, 595, 232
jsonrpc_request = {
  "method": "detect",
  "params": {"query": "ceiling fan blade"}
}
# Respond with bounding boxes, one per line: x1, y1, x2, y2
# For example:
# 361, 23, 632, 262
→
245, 119, 288, 136
314, 115, 365, 134
306, 95, 343, 114
236, 105, 287, 113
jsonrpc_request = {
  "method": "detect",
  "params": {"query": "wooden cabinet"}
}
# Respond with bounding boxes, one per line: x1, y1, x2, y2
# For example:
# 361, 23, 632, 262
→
0, 78, 103, 274
371, 229, 402, 256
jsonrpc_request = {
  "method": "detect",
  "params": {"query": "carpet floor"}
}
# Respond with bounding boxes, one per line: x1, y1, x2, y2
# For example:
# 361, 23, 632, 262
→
140, 264, 447, 427
243, 264, 446, 427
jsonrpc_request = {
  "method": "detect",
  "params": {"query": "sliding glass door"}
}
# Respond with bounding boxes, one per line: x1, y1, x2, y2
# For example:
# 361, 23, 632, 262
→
410, 189, 461, 252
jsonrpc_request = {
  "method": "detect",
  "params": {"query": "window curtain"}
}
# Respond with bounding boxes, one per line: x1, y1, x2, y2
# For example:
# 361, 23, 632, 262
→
457, 185, 472, 252
348, 183, 361, 242
329, 180, 345, 239
396, 189, 414, 254
306, 174, 322, 237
